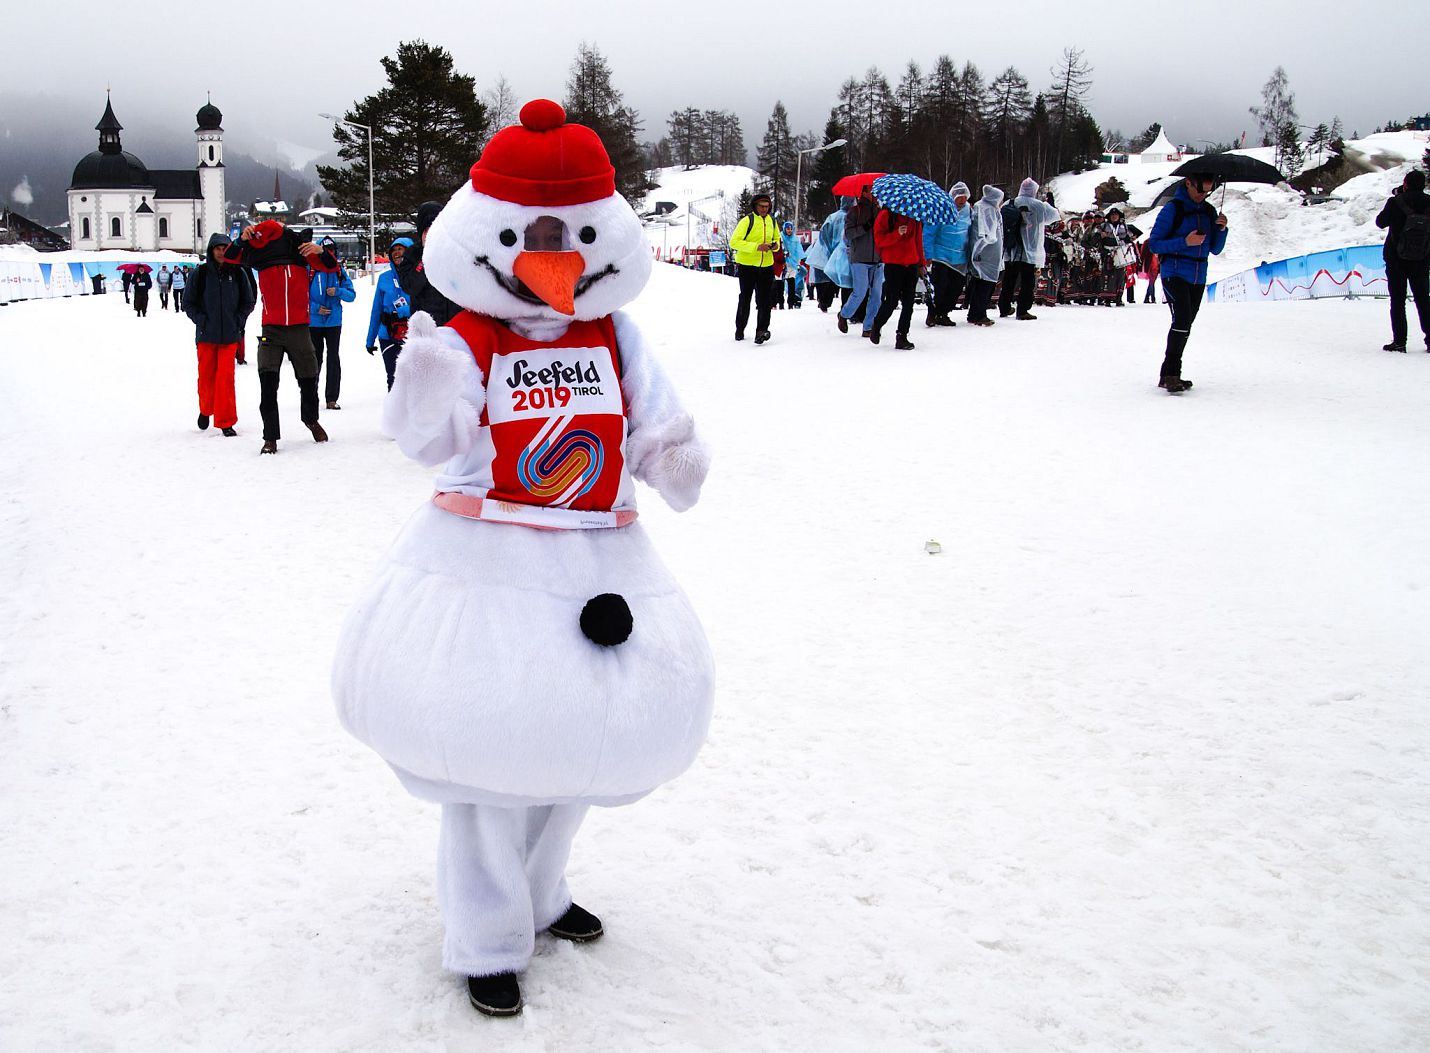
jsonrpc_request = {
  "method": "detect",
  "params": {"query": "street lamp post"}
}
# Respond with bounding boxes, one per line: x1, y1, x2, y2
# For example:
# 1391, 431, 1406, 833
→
793, 138, 847, 235
319, 112, 375, 284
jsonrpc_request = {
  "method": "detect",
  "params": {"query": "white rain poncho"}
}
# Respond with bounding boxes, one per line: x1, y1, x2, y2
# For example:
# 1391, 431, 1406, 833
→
967, 184, 1006, 282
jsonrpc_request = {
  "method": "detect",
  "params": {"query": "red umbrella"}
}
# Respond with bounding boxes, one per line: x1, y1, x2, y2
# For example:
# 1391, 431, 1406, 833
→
115, 263, 152, 274
830, 172, 887, 197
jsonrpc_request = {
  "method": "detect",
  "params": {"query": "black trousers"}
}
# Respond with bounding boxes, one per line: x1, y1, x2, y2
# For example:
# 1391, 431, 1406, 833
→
966, 277, 996, 322
1160, 276, 1206, 379
159, 288, 170, 308
929, 263, 966, 319
1387, 258, 1430, 347
735, 265, 775, 336
998, 261, 1036, 315
380, 338, 403, 391
871, 264, 919, 338
257, 324, 320, 441
815, 281, 841, 311
312, 326, 342, 404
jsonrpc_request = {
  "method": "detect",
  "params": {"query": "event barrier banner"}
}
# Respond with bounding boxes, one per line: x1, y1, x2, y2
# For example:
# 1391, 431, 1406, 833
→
0, 257, 197, 306
1209, 245, 1388, 303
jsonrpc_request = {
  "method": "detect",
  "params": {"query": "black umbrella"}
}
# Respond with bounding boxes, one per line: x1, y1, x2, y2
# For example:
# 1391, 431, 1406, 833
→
1169, 153, 1286, 208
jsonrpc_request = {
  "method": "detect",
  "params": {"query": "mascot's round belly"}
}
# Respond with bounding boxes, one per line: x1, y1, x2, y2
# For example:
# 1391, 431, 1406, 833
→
333, 502, 715, 805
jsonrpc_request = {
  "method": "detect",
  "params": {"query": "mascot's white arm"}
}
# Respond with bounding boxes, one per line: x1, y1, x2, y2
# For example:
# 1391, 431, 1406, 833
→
380, 311, 485, 466
614, 310, 710, 512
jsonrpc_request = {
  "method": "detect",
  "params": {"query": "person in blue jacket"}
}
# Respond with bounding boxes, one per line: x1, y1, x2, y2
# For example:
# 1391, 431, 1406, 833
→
1147, 175, 1228, 393
780, 220, 806, 308
922, 181, 971, 326
806, 201, 852, 312
367, 237, 414, 391
310, 236, 357, 409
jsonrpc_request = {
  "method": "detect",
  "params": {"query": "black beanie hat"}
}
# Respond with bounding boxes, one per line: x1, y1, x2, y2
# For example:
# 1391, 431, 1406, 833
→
416, 201, 443, 236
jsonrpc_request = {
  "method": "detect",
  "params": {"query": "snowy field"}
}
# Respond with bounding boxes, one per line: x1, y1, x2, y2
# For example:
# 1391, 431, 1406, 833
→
2, 267, 1429, 1051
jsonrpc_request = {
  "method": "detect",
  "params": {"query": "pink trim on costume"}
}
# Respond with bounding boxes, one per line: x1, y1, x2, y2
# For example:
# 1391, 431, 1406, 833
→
433, 491, 637, 531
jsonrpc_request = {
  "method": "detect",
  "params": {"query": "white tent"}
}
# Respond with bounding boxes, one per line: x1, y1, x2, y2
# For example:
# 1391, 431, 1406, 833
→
1138, 127, 1179, 163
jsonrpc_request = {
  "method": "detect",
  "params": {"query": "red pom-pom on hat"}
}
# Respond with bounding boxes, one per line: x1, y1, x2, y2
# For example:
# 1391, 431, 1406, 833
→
469, 98, 616, 207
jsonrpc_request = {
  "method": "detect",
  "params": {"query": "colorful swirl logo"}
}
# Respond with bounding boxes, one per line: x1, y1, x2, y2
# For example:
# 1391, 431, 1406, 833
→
517, 427, 604, 501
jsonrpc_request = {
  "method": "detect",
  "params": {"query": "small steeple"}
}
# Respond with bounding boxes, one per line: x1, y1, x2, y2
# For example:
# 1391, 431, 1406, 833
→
273, 170, 282, 201
96, 93, 124, 155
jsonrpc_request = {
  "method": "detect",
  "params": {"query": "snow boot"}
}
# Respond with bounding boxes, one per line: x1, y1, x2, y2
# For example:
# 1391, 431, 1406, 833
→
306, 421, 329, 443
935, 314, 957, 327
197, 414, 210, 431
894, 335, 915, 350
260, 440, 278, 454
221, 427, 237, 437
467, 973, 522, 1017
837, 315, 849, 333
1016, 311, 1038, 321
1382, 341, 1407, 352
547, 902, 604, 943
868, 329, 882, 345
734, 331, 744, 341
754, 330, 771, 345
1158, 377, 1193, 394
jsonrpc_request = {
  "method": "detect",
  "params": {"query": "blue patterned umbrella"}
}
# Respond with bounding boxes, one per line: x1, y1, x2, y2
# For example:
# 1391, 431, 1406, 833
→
870, 174, 956, 225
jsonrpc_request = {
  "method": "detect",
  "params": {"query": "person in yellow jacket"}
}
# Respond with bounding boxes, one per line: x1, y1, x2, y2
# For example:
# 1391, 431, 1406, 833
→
728, 193, 780, 344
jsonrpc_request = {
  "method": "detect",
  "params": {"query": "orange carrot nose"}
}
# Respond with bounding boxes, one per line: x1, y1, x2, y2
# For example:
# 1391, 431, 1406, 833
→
512, 251, 586, 316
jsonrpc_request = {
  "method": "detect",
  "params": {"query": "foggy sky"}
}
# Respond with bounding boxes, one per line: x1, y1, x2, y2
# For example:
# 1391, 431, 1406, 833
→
4, 0, 1422, 175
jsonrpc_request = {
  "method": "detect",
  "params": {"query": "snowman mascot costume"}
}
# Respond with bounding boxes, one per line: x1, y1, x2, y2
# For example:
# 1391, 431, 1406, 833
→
333, 99, 714, 1017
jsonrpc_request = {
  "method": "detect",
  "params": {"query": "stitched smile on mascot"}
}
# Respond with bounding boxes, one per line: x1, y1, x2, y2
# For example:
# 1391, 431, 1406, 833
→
332, 99, 714, 1019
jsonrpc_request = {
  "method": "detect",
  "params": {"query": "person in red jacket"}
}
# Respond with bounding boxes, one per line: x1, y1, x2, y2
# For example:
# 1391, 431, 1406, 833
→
222, 221, 339, 454
868, 207, 926, 349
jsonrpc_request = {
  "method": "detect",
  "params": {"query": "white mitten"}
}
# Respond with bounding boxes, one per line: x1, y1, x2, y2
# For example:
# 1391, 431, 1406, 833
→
629, 414, 710, 512
392, 311, 476, 428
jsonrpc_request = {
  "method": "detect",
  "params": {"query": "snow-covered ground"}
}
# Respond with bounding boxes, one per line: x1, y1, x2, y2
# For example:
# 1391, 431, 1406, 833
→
2, 269, 1429, 1051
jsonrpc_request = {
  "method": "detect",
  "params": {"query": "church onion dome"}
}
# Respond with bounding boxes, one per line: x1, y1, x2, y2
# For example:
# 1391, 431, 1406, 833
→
70, 150, 151, 190
196, 101, 223, 131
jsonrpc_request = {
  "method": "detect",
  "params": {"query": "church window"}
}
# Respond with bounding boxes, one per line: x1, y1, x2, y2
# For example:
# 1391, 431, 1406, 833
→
82, 217, 91, 239
208, 145, 215, 162
111, 217, 122, 237
159, 218, 169, 238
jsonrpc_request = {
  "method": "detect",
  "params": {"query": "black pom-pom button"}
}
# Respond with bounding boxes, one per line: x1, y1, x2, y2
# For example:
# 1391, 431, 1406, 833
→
580, 593, 633, 647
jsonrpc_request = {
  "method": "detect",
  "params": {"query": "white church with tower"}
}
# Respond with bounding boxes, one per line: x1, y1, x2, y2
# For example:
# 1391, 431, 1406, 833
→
67, 94, 226, 253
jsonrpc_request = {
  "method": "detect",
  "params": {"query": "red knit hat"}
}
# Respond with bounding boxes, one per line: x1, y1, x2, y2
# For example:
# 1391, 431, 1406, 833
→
469, 99, 616, 207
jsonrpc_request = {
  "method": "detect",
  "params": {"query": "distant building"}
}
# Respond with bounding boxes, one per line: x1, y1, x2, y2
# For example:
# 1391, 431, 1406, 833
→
1136, 127, 1181, 164
0, 207, 69, 251
66, 94, 226, 253
251, 172, 292, 222
1408, 114, 1430, 132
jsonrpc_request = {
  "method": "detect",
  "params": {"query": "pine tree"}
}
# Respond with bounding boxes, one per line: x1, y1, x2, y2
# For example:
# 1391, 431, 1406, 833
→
1047, 47, 1093, 174
986, 66, 1032, 184
563, 42, 650, 201
1306, 122, 1330, 167
806, 113, 848, 223
1249, 67, 1301, 173
317, 40, 489, 232
756, 101, 797, 217
1329, 116, 1343, 141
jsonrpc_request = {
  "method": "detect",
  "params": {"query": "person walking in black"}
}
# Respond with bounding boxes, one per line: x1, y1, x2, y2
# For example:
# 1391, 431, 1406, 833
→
131, 269, 152, 317
728, 193, 779, 344
1145, 174, 1228, 393
868, 207, 925, 349
394, 201, 461, 327
1376, 169, 1430, 353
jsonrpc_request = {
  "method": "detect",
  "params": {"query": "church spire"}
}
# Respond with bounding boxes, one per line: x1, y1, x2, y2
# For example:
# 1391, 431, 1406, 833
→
96, 93, 124, 155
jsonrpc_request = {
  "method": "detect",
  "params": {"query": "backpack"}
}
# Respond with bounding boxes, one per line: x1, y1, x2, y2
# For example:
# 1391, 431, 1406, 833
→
1398, 196, 1430, 262
1002, 203, 1024, 251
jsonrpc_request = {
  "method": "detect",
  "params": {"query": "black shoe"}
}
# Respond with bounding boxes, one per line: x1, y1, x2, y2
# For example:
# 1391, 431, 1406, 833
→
935, 315, 957, 327
754, 330, 770, 345
306, 421, 329, 443
894, 336, 915, 350
326, 401, 341, 410
467, 973, 522, 1017
1383, 341, 1406, 352
1016, 312, 1038, 321
734, 331, 745, 341
261, 440, 278, 454
925, 315, 938, 328
197, 414, 210, 431
837, 315, 849, 333
868, 329, 881, 345
221, 427, 237, 437
999, 309, 1014, 318
1158, 377, 1190, 394
547, 902, 604, 943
